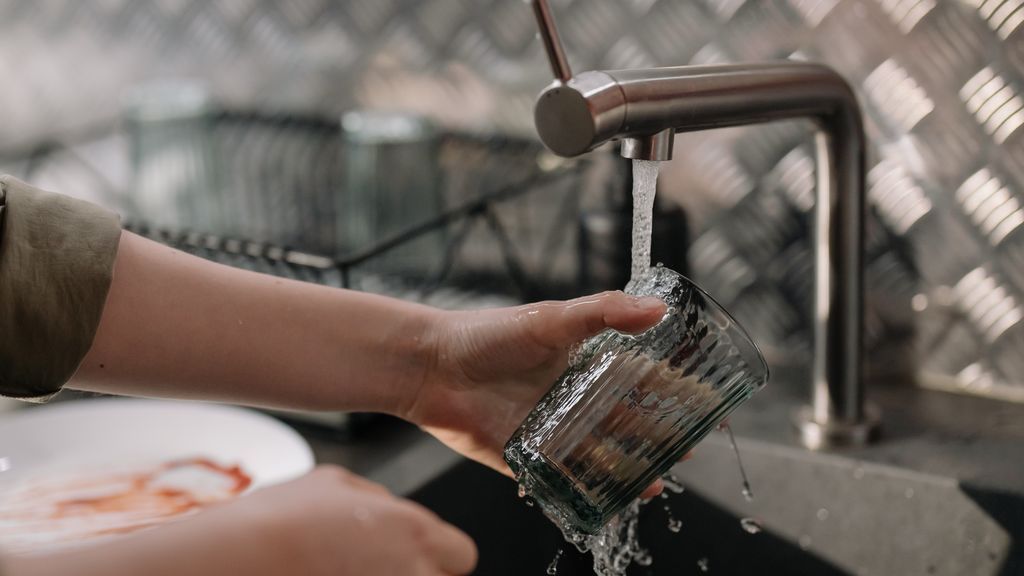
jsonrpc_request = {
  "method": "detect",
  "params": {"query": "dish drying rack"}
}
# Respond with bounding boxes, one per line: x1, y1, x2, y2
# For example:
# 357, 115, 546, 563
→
5, 110, 628, 433
9, 109, 625, 306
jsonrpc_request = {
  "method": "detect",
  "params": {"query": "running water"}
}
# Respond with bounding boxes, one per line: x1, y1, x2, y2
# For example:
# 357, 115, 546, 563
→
665, 505, 683, 533
546, 549, 564, 575
515, 159, 666, 576
720, 423, 754, 502
533, 500, 650, 576
513, 159, 752, 575
629, 160, 662, 284
566, 159, 662, 575
740, 517, 763, 534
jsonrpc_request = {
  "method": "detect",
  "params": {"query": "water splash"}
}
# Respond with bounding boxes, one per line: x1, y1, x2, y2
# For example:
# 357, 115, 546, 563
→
518, 494, 651, 576
665, 504, 683, 533
586, 501, 649, 575
740, 517, 763, 534
720, 423, 754, 501
697, 557, 710, 572
546, 549, 563, 575
661, 473, 686, 495
567, 341, 586, 368
634, 548, 653, 567
667, 517, 683, 533
630, 160, 662, 283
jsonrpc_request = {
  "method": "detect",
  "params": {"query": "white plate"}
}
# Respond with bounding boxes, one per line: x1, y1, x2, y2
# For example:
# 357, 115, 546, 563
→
0, 398, 314, 554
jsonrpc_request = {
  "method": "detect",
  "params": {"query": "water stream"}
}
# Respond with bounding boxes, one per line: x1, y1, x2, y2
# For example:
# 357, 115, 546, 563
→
527, 159, 756, 575
629, 160, 661, 284
530, 159, 664, 576
721, 423, 754, 502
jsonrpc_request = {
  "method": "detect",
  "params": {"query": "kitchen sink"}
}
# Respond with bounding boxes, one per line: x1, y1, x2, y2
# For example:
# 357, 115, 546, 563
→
306, 367, 1024, 576
409, 435, 1020, 576
411, 457, 845, 575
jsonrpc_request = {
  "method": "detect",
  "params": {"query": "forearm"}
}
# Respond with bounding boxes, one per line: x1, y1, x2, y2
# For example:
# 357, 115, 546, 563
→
72, 231, 439, 414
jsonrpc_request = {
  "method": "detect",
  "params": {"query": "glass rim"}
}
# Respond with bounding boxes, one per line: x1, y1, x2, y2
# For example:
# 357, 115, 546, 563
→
629, 265, 770, 386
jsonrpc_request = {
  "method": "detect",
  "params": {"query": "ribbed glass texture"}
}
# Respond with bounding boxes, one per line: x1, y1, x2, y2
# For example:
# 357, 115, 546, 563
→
505, 266, 768, 534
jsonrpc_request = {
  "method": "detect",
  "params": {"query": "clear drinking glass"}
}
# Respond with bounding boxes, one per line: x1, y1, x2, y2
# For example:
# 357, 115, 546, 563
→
504, 265, 768, 534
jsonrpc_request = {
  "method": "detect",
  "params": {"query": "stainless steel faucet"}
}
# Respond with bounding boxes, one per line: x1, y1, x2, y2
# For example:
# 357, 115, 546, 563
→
529, 0, 880, 449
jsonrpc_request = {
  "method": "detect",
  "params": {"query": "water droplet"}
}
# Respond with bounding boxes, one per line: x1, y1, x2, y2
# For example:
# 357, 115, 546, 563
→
853, 466, 865, 479
662, 473, 685, 494
567, 342, 586, 368
740, 517, 762, 534
697, 557, 710, 572
663, 502, 683, 534
816, 508, 829, 521
546, 549, 563, 575
525, 498, 535, 507
721, 423, 754, 502
799, 535, 812, 550
634, 548, 653, 566
517, 484, 527, 498
904, 487, 915, 499
659, 492, 669, 499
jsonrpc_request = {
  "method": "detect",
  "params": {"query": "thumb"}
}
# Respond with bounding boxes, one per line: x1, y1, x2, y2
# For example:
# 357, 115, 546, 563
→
525, 291, 666, 349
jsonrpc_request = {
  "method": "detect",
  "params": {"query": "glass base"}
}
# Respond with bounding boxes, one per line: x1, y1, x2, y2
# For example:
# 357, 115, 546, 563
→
518, 453, 609, 535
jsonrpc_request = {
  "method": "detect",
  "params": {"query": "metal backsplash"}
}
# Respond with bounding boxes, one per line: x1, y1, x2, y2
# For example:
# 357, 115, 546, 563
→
0, 0, 1022, 400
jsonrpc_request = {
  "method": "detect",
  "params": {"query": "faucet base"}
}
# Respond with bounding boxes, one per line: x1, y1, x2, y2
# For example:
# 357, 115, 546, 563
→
794, 405, 881, 450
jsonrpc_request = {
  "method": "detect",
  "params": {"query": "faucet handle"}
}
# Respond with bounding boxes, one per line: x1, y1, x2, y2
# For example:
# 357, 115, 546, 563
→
529, 0, 573, 83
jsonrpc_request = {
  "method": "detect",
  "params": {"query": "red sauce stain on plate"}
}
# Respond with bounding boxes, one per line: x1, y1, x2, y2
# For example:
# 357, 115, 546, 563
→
52, 458, 250, 519
0, 457, 252, 554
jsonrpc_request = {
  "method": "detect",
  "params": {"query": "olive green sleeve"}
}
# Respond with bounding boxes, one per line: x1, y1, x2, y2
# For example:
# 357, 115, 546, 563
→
0, 175, 122, 401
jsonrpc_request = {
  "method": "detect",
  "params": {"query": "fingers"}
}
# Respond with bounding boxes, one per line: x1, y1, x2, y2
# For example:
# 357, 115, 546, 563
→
640, 479, 664, 500
423, 518, 478, 575
641, 452, 693, 499
311, 464, 391, 496
404, 501, 477, 575
527, 291, 666, 348
319, 466, 478, 574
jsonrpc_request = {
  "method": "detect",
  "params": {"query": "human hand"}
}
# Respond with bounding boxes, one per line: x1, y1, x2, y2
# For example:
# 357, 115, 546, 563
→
402, 291, 672, 497
8, 466, 476, 576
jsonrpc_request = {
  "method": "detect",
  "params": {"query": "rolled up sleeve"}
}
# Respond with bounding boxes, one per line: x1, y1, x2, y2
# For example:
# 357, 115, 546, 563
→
0, 175, 121, 401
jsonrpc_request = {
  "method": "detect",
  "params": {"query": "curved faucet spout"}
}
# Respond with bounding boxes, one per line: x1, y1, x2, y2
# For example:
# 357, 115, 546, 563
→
533, 63, 861, 162
529, 0, 878, 449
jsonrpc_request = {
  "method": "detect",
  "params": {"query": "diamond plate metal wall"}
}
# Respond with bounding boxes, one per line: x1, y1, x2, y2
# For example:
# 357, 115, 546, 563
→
0, 0, 1021, 400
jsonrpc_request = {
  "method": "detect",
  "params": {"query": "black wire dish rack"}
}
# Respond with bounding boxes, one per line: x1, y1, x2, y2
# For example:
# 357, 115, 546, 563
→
6, 109, 630, 309
2, 109, 636, 433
